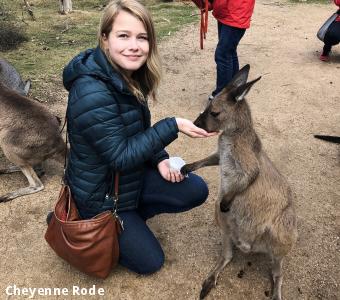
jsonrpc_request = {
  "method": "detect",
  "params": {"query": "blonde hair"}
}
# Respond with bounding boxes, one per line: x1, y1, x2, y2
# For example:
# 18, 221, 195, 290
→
98, 0, 161, 102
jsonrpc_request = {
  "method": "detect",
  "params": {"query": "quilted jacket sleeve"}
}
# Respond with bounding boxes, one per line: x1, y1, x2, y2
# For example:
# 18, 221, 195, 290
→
150, 149, 170, 167
69, 83, 178, 172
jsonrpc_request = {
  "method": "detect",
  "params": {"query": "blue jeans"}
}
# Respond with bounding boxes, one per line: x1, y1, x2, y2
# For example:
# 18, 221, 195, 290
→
118, 167, 209, 274
323, 20, 340, 55
212, 22, 246, 96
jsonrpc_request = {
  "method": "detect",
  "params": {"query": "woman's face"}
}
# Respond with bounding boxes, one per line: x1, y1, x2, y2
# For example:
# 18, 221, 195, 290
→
103, 10, 149, 76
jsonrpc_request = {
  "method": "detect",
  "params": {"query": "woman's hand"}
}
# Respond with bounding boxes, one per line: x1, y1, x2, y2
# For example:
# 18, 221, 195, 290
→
157, 159, 185, 183
175, 118, 219, 138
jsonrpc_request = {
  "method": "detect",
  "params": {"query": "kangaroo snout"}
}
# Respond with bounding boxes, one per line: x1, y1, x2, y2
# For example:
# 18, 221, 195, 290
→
193, 112, 206, 130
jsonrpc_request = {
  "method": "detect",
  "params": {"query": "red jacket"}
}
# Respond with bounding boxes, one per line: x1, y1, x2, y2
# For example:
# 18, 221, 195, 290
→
335, 0, 340, 22
212, 0, 256, 29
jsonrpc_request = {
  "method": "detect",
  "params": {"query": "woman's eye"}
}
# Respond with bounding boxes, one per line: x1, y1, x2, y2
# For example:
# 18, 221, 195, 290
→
118, 34, 128, 39
210, 111, 220, 118
138, 36, 149, 40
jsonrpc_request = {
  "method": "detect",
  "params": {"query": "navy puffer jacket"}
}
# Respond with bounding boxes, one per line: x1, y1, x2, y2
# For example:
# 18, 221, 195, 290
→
63, 47, 179, 219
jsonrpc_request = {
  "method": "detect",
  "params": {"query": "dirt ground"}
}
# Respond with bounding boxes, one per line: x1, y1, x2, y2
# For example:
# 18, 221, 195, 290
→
0, 0, 339, 299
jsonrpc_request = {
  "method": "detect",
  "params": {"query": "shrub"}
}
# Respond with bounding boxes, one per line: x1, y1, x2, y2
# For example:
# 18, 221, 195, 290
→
0, 1, 28, 51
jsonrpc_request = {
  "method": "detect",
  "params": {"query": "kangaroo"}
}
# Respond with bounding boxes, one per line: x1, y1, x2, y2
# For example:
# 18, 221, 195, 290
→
181, 65, 298, 300
0, 82, 66, 202
0, 58, 31, 96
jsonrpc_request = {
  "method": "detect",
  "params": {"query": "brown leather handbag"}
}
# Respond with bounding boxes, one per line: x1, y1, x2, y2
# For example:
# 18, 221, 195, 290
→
45, 173, 123, 279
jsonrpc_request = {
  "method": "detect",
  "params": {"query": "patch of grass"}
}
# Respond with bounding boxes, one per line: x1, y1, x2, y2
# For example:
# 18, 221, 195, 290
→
150, 2, 198, 38
0, 0, 198, 99
290, 0, 332, 4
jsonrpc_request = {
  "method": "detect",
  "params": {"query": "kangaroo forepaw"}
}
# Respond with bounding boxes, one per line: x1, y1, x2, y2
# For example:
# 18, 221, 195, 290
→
220, 200, 232, 212
200, 275, 216, 299
180, 164, 193, 176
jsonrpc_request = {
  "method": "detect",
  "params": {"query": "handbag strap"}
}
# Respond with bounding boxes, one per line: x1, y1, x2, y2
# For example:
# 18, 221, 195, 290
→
114, 172, 119, 200
112, 172, 119, 214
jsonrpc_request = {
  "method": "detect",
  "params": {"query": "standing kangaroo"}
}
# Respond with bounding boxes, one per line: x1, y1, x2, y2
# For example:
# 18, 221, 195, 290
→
181, 65, 297, 300
0, 82, 65, 202
0, 58, 31, 96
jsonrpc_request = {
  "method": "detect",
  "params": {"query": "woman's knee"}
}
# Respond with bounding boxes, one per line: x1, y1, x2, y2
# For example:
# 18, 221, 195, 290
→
120, 248, 165, 275
138, 251, 165, 275
187, 174, 209, 207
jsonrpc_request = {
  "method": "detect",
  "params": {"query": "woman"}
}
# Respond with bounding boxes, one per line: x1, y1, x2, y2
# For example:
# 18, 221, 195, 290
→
62, 0, 216, 274
320, 0, 340, 61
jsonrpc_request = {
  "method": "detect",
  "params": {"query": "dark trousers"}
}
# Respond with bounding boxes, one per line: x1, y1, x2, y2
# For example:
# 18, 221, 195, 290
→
118, 167, 209, 274
213, 22, 246, 96
323, 20, 340, 55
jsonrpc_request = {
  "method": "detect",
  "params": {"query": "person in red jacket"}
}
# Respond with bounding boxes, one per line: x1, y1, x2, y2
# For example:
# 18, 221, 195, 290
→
208, 0, 256, 100
320, 0, 340, 61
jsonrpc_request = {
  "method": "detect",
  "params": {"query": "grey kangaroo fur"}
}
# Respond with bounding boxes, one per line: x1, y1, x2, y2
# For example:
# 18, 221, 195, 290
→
0, 82, 66, 202
181, 65, 298, 300
0, 58, 31, 96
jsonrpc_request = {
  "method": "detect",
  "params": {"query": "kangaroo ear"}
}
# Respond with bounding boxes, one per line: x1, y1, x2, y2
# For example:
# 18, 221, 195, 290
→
229, 64, 250, 89
24, 79, 31, 95
232, 76, 261, 102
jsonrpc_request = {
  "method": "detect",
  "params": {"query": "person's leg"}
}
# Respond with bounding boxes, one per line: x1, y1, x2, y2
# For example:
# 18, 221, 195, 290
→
217, 21, 222, 40
118, 210, 165, 274
212, 23, 246, 96
325, 21, 340, 47
321, 21, 340, 60
137, 167, 209, 220
321, 42, 332, 59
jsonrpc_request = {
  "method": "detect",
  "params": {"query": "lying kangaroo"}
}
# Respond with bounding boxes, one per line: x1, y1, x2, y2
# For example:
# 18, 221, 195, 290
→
181, 65, 297, 300
0, 82, 65, 202
0, 58, 31, 96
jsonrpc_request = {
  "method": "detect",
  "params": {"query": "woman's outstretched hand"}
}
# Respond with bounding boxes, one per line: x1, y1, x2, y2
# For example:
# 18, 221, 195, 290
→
175, 118, 219, 138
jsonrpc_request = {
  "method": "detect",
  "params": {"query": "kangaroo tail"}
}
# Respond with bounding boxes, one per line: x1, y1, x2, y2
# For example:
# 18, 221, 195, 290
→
314, 135, 340, 144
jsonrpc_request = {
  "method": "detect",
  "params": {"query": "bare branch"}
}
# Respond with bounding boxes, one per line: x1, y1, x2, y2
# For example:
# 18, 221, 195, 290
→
23, 0, 36, 21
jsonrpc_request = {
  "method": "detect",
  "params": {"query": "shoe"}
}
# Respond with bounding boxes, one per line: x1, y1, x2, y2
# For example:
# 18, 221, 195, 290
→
319, 54, 329, 62
46, 211, 53, 225
208, 94, 214, 101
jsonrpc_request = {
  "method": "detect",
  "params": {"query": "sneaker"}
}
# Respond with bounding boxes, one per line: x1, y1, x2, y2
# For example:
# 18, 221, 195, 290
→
319, 54, 329, 62
208, 94, 214, 101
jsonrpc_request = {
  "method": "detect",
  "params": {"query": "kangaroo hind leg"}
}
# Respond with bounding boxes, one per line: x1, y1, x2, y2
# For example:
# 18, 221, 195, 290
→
0, 165, 44, 202
200, 234, 233, 299
271, 256, 283, 300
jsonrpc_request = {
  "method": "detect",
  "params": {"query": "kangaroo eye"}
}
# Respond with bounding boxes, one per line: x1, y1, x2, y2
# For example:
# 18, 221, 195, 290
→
210, 111, 220, 118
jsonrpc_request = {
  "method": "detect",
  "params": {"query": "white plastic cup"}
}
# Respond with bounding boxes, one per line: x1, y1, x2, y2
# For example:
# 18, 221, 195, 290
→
169, 157, 186, 172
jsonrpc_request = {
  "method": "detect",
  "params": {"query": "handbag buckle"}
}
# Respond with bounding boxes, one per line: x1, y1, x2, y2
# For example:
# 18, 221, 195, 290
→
112, 211, 124, 231
112, 195, 124, 231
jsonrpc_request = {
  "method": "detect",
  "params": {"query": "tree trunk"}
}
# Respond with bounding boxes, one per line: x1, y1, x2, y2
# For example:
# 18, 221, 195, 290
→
59, 0, 72, 14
